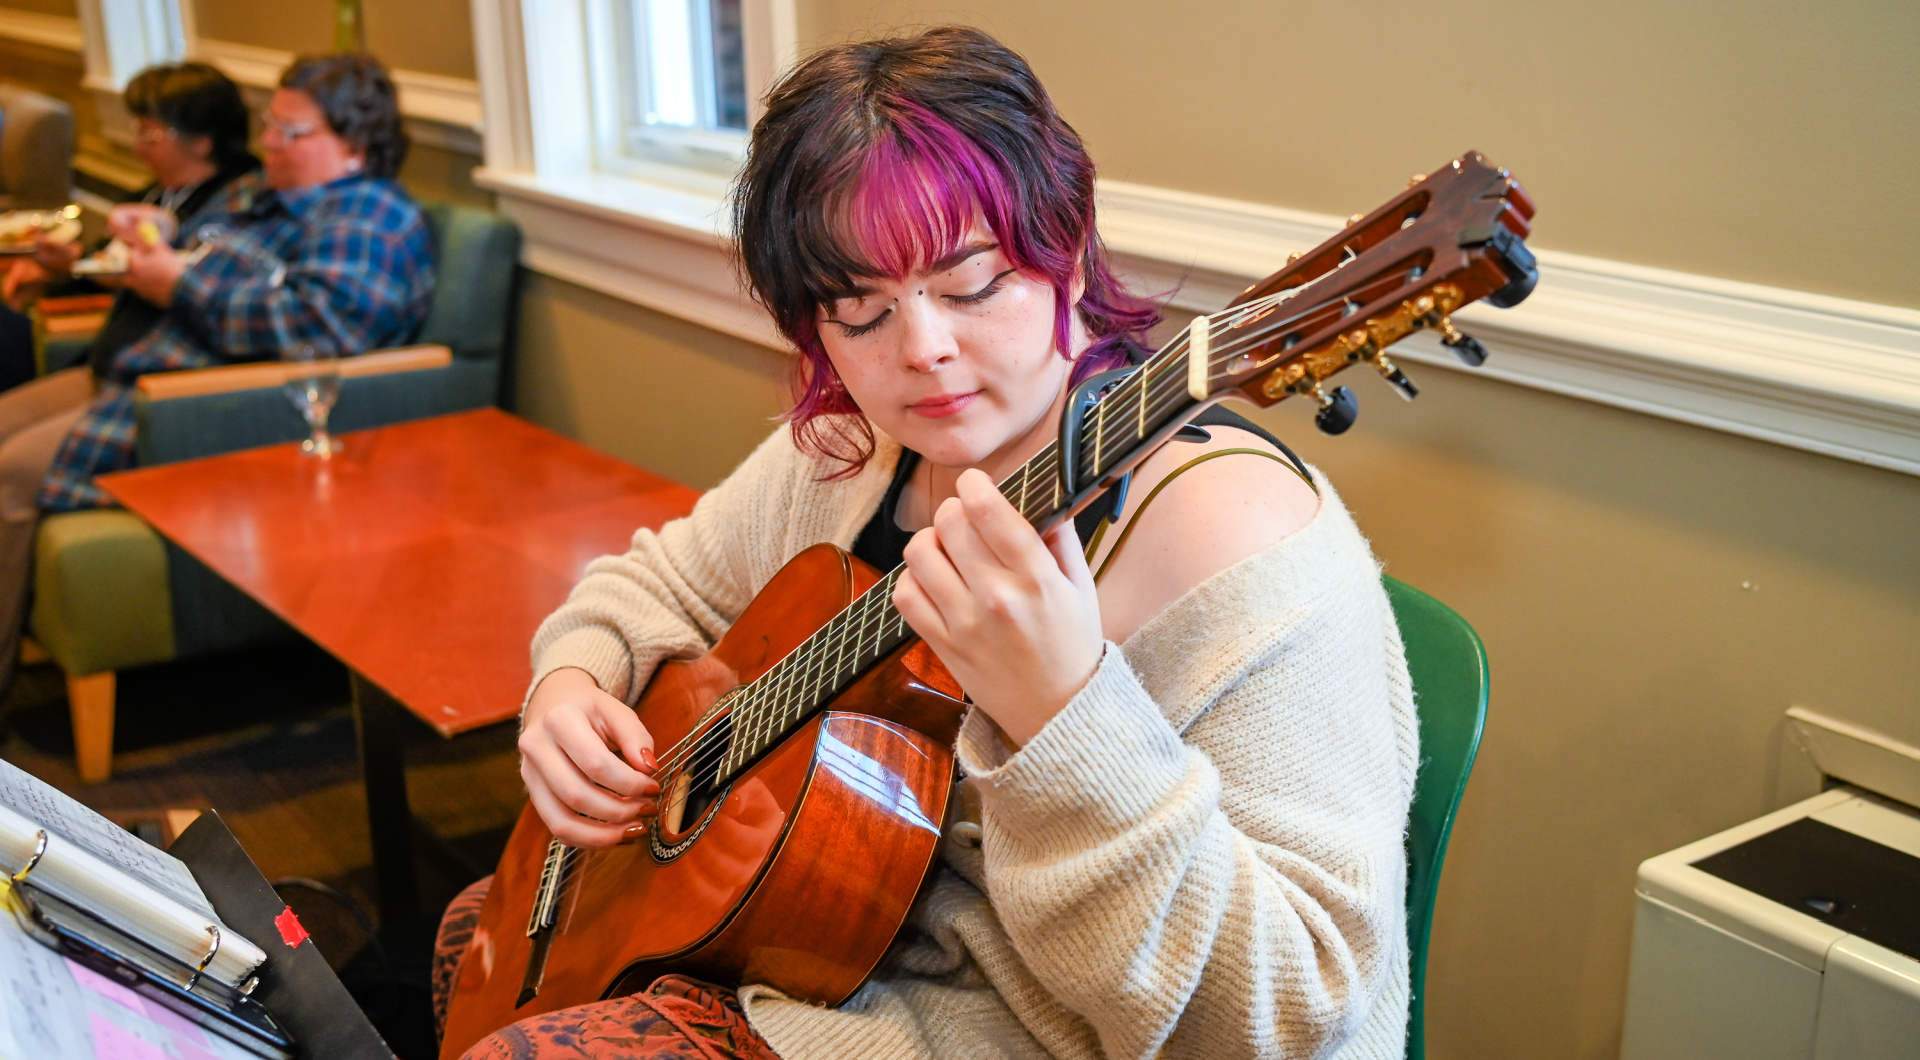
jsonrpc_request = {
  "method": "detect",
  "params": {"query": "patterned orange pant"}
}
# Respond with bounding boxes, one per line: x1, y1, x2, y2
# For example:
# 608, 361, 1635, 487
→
434, 877, 783, 1060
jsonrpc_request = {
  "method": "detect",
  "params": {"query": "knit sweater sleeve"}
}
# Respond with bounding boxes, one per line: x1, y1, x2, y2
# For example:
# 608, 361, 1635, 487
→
954, 495, 1415, 1060
525, 423, 894, 706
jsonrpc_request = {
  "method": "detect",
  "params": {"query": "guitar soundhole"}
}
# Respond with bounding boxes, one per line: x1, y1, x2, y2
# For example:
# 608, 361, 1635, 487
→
652, 711, 734, 859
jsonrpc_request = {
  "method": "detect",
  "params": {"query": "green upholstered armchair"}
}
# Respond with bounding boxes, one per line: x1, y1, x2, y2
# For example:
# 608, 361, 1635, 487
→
30, 202, 521, 782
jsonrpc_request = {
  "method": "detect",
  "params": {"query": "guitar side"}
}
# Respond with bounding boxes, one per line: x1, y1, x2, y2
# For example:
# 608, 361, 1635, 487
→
440, 545, 967, 1058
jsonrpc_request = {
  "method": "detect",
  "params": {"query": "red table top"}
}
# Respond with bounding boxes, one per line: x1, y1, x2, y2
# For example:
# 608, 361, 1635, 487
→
99, 409, 699, 736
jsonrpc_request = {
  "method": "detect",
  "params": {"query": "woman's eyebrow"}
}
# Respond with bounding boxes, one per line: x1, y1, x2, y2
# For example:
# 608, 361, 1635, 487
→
823, 242, 1001, 306
922, 241, 999, 276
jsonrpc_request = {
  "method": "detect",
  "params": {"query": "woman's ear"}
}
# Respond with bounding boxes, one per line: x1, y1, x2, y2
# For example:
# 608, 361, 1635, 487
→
187, 134, 215, 164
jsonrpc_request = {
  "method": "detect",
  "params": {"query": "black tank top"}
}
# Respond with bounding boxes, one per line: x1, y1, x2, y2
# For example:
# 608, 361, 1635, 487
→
849, 405, 1307, 573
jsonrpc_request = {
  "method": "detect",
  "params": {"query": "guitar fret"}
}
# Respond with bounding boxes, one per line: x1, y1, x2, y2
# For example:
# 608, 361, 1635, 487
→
711, 331, 1221, 791
1128, 368, 1144, 439
1092, 400, 1105, 478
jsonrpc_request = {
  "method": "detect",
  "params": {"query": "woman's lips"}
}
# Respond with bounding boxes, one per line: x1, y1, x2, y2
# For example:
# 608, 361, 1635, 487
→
908, 391, 979, 418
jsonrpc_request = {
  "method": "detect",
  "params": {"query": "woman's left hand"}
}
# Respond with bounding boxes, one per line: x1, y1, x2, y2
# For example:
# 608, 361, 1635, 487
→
893, 468, 1104, 747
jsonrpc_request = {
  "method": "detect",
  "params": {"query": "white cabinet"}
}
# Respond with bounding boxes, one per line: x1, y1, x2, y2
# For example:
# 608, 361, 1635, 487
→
1621, 788, 1920, 1060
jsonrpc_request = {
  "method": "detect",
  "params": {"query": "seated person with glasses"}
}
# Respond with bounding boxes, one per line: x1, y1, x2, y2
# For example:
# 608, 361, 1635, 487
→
0, 52, 435, 690
1, 62, 259, 391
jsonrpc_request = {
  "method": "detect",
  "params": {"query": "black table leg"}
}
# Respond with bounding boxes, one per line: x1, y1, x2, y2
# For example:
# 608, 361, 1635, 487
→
351, 671, 419, 927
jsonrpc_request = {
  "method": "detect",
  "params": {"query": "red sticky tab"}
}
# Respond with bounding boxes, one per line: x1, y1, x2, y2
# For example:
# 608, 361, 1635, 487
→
274, 905, 311, 948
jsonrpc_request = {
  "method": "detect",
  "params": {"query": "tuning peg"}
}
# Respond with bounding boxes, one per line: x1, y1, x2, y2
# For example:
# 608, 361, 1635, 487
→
1438, 316, 1490, 367
1313, 385, 1359, 435
1375, 354, 1418, 400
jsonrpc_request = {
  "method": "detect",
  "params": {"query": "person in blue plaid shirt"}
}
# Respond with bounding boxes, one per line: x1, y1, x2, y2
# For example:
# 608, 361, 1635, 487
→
0, 53, 433, 687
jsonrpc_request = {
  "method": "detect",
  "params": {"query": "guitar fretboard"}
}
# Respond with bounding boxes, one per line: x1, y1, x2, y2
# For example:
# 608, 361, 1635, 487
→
707, 286, 1318, 784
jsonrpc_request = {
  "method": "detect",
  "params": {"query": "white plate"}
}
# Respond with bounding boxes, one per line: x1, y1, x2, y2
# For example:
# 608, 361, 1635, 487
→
0, 208, 84, 255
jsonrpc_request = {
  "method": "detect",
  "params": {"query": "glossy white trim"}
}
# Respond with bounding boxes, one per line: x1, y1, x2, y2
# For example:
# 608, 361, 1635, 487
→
1096, 179, 1920, 475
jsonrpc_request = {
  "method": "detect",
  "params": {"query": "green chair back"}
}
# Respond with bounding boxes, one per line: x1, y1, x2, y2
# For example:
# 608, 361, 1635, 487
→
418, 202, 522, 368
1385, 576, 1488, 1060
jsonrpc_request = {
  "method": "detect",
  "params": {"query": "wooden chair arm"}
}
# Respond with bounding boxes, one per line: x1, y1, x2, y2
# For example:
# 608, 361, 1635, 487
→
38, 294, 115, 315
136, 345, 453, 402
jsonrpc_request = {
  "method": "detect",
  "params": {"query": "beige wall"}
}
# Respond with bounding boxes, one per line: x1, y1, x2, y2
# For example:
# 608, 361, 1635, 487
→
513, 275, 791, 488
799, 0, 1920, 310
192, 0, 477, 79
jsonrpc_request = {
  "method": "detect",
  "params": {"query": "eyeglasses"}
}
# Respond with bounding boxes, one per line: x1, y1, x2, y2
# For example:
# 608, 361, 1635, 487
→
261, 116, 321, 143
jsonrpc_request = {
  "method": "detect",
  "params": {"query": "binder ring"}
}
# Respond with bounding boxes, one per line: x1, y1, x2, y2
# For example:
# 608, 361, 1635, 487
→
186, 925, 222, 992
10, 830, 47, 883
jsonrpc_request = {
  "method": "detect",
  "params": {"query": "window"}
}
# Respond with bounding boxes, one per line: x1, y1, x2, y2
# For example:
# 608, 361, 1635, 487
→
592, 0, 751, 176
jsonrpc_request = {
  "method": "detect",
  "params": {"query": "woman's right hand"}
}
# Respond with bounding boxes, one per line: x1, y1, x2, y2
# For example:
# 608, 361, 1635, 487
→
518, 667, 661, 848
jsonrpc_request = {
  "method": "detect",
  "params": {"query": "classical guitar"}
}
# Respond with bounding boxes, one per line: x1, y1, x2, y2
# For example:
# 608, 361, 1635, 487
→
439, 151, 1537, 1057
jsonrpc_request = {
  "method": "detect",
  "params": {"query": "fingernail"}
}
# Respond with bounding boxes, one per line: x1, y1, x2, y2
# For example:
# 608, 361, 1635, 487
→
638, 749, 658, 773
625, 823, 647, 838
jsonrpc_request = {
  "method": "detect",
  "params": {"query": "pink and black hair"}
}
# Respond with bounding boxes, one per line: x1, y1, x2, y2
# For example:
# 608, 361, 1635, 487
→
732, 26, 1160, 474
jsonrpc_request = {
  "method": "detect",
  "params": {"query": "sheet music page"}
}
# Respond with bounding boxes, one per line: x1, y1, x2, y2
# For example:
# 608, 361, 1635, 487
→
0, 759, 215, 920
0, 895, 260, 1060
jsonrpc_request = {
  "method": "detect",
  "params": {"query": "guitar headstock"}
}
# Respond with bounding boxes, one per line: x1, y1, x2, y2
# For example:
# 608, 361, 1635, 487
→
1202, 151, 1537, 433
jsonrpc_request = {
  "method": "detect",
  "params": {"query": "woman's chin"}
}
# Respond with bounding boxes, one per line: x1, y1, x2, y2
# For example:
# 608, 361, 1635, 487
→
895, 424, 996, 471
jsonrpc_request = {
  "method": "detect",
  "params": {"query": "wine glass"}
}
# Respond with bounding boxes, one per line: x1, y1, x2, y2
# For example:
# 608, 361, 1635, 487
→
283, 342, 342, 457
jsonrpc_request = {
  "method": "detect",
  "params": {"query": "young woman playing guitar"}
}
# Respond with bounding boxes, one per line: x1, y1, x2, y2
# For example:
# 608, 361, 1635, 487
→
437, 25, 1415, 1060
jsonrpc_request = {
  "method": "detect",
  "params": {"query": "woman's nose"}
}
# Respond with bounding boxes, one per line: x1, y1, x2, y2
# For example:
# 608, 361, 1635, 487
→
897, 296, 958, 372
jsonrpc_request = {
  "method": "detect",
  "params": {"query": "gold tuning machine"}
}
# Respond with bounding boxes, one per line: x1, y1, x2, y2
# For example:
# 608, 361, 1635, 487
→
1407, 173, 1427, 188
1435, 313, 1488, 367
1374, 352, 1418, 401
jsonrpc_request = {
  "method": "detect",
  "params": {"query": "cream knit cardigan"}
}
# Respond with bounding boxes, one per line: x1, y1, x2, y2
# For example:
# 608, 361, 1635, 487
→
528, 420, 1416, 1060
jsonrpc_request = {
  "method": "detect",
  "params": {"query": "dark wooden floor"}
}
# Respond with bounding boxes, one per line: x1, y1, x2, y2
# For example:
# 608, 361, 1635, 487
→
0, 639, 526, 1058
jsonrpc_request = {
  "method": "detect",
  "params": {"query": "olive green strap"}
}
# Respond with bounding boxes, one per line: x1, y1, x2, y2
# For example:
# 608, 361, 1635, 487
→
1088, 447, 1312, 583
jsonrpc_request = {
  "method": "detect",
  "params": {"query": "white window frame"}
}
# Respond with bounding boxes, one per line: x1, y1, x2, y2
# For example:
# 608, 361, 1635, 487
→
590, 0, 752, 174
76, 0, 189, 94
472, 0, 795, 348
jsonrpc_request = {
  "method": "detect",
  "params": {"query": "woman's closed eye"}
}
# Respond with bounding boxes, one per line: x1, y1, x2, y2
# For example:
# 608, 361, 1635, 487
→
831, 309, 890, 338
947, 268, 1018, 306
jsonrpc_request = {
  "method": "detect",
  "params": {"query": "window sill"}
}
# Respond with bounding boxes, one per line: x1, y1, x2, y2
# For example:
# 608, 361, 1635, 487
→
483, 167, 1920, 477
475, 166, 784, 349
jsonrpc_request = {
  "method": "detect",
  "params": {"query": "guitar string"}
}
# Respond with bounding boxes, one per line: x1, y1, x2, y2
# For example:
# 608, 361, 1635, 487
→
649, 325, 1285, 789
644, 267, 1423, 790
647, 297, 1335, 789
649, 334, 1226, 787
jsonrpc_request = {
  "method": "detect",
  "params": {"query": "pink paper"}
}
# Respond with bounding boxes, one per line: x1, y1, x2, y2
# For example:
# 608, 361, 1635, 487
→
66, 959, 147, 1017
143, 999, 211, 1048
87, 1012, 169, 1060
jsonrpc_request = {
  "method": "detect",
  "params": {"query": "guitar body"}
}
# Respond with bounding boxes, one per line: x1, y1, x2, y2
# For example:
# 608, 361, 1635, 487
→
439, 544, 968, 1059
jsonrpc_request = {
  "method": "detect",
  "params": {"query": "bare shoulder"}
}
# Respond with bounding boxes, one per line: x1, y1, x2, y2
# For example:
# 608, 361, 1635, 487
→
1088, 420, 1320, 643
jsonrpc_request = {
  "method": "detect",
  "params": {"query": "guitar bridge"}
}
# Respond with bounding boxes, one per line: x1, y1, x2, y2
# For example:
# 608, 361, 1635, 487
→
526, 838, 576, 937
518, 838, 578, 1007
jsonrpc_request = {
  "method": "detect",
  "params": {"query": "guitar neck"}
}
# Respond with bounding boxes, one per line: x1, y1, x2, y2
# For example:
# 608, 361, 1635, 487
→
714, 339, 1211, 783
